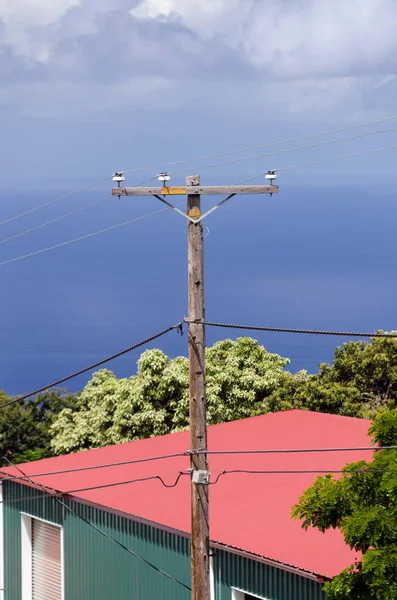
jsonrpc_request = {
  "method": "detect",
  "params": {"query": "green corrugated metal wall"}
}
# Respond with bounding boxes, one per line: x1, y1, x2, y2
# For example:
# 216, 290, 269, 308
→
214, 550, 325, 600
3, 480, 325, 600
4, 481, 190, 600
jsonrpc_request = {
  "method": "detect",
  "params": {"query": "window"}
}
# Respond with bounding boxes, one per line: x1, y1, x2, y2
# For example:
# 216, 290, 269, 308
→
21, 515, 63, 600
232, 589, 269, 600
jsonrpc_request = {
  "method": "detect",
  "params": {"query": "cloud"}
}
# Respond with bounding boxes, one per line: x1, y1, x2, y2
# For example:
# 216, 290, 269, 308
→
0, 0, 81, 60
131, 0, 397, 79
0, 0, 80, 27
1, 0, 397, 119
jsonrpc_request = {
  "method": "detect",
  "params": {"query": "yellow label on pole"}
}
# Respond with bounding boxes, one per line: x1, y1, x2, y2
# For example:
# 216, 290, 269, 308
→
188, 207, 201, 218
161, 187, 186, 195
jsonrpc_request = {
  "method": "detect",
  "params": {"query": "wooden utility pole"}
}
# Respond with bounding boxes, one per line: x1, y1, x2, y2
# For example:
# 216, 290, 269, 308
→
111, 176, 278, 600
186, 175, 209, 600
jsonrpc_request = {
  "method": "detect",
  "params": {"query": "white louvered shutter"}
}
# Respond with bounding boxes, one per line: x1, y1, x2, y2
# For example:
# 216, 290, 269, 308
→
32, 519, 62, 600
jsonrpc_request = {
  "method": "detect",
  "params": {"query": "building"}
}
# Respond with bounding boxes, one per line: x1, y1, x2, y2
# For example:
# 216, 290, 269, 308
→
0, 410, 373, 600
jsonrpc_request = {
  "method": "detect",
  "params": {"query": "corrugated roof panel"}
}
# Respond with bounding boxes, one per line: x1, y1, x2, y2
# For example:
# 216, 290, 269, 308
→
2, 410, 371, 577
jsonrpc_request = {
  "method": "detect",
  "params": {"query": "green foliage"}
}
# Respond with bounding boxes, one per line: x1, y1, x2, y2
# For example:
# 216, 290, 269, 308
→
7, 332, 397, 464
266, 372, 363, 416
320, 334, 397, 411
51, 338, 289, 454
0, 389, 76, 465
292, 410, 397, 600
268, 333, 397, 419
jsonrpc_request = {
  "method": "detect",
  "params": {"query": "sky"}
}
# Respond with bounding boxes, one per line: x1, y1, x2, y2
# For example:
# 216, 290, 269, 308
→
1, 0, 397, 395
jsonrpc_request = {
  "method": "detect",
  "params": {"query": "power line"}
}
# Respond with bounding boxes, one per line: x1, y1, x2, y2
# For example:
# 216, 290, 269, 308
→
168, 125, 397, 176
66, 471, 188, 494
0, 444, 394, 484
0, 203, 182, 267
122, 114, 397, 177
0, 452, 188, 481
277, 143, 397, 172
209, 468, 397, 484
4, 113, 396, 232
0, 471, 188, 502
4, 464, 397, 505
0, 175, 157, 249
0, 322, 183, 408
193, 445, 397, 456
185, 144, 397, 222
3, 141, 397, 269
0, 195, 112, 246
0, 176, 112, 227
2, 456, 191, 592
198, 321, 397, 338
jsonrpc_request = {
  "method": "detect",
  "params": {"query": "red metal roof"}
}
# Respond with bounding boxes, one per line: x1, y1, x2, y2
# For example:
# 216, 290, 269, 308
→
3, 410, 373, 578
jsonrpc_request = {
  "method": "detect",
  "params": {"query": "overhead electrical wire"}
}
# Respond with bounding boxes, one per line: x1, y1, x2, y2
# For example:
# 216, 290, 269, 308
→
4, 465, 397, 507
0, 175, 113, 227
2, 457, 191, 592
1, 444, 395, 486
208, 468, 397, 485
3, 134, 397, 266
3, 113, 397, 231
121, 113, 397, 176
0, 322, 183, 409
0, 452, 188, 482
275, 143, 397, 172
63, 471, 188, 494
168, 125, 397, 176
4, 318, 396, 410
0, 176, 157, 247
2, 444, 394, 486
0, 195, 112, 246
194, 445, 397, 456
0, 203, 184, 267
0, 471, 188, 501
197, 321, 397, 338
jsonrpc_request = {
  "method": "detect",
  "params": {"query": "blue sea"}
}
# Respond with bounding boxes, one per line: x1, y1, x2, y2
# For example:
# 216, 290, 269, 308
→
1, 184, 396, 396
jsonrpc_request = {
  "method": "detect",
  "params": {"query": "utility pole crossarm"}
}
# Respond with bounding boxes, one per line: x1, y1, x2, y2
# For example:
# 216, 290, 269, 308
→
112, 185, 279, 196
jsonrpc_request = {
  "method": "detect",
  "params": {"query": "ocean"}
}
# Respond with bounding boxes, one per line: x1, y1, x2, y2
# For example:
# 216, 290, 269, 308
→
1, 184, 396, 396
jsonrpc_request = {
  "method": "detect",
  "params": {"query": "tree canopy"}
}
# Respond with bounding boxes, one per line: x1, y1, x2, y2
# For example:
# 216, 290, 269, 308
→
292, 410, 397, 600
2, 333, 397, 462
51, 338, 289, 455
267, 333, 397, 419
0, 389, 76, 465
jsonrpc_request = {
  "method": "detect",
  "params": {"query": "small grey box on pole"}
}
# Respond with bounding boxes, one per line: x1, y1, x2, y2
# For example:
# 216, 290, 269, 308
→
187, 175, 210, 600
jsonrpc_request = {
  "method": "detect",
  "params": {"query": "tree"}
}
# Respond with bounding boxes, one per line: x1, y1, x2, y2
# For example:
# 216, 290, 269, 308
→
319, 334, 397, 413
292, 410, 397, 600
0, 389, 77, 465
0, 391, 41, 464
266, 372, 368, 418
51, 338, 290, 455
267, 333, 397, 420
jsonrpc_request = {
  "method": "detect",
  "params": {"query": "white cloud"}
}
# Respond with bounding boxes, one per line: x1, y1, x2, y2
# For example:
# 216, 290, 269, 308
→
0, 0, 79, 26
1, 0, 397, 119
0, 0, 81, 60
131, 0, 251, 33
131, 0, 397, 78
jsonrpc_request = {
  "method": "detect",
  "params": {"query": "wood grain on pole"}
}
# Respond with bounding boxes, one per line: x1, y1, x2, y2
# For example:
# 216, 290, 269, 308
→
187, 174, 210, 600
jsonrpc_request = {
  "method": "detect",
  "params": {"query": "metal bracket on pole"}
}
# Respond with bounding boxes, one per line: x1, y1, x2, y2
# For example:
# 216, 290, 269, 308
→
152, 195, 197, 223
195, 193, 236, 222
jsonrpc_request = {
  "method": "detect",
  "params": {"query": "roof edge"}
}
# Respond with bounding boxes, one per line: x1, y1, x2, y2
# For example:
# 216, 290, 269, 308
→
210, 541, 326, 582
